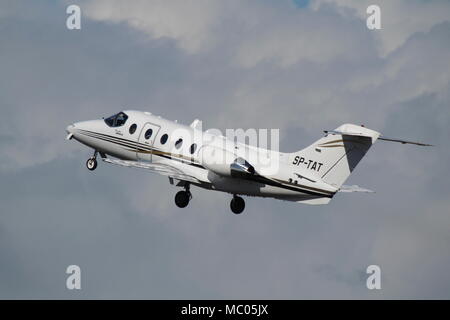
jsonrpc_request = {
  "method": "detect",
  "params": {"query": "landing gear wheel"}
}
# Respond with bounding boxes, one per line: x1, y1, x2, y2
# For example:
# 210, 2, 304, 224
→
175, 191, 190, 208
86, 158, 97, 171
230, 196, 245, 214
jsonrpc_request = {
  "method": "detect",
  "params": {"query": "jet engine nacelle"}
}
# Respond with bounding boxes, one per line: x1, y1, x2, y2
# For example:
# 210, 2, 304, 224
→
200, 145, 255, 178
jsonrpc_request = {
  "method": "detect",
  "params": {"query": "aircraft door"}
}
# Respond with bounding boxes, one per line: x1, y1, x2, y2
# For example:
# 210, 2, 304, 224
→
137, 123, 161, 162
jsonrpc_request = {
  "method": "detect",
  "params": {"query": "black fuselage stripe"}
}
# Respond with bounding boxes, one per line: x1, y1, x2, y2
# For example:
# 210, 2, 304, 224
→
78, 130, 333, 198
79, 129, 153, 151
250, 175, 334, 198
78, 130, 205, 168
80, 131, 151, 152
273, 178, 335, 195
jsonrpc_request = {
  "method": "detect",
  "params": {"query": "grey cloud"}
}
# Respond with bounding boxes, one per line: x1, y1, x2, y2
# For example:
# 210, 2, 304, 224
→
0, 0, 449, 299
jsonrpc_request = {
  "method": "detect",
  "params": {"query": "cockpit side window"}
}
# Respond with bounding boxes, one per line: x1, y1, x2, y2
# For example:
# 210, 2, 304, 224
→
104, 115, 115, 127
115, 113, 128, 126
104, 112, 129, 127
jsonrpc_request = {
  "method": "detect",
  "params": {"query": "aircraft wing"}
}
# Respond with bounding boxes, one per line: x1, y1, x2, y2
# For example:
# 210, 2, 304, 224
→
338, 185, 375, 193
102, 158, 201, 183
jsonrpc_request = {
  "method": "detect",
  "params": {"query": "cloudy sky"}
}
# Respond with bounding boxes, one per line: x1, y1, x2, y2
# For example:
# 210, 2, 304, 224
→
1, 0, 449, 299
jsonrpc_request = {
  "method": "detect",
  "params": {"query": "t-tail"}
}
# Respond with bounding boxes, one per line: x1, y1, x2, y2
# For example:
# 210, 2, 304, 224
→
289, 123, 432, 204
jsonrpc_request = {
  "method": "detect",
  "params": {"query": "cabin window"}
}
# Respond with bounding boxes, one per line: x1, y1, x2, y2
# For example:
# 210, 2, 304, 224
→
175, 138, 183, 149
145, 129, 153, 140
160, 134, 168, 145
190, 143, 197, 154
129, 124, 137, 134
288, 178, 292, 183
104, 112, 128, 127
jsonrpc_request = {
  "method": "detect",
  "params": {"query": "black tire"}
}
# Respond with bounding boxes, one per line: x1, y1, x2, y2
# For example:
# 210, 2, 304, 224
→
230, 196, 245, 214
175, 191, 190, 208
86, 158, 97, 171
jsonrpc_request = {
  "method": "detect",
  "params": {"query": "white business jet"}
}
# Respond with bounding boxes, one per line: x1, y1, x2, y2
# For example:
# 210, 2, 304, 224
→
66, 110, 431, 214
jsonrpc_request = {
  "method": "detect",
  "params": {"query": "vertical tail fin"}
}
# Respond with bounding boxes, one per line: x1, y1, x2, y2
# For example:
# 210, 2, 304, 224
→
290, 124, 380, 189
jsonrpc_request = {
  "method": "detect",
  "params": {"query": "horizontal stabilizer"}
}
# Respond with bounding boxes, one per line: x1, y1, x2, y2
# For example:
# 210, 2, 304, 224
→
378, 136, 433, 146
339, 185, 374, 193
323, 125, 381, 144
324, 128, 433, 146
323, 129, 373, 139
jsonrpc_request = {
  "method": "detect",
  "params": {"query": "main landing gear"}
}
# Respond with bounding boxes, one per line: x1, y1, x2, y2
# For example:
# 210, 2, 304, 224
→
230, 195, 245, 214
174, 185, 246, 214
86, 151, 98, 171
172, 182, 246, 214
175, 184, 192, 208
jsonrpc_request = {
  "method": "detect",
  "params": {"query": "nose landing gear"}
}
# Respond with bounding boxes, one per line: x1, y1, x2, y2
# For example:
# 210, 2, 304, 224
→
230, 195, 245, 214
86, 151, 98, 171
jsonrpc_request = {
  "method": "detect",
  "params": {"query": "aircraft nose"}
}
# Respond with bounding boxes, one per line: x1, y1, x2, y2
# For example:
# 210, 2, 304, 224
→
66, 124, 76, 140
65, 120, 99, 140
66, 124, 75, 134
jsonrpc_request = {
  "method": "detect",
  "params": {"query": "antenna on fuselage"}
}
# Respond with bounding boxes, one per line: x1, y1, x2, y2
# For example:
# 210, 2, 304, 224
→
190, 119, 203, 130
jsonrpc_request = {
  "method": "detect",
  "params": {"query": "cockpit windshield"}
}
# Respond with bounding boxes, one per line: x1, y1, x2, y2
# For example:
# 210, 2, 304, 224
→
104, 112, 128, 127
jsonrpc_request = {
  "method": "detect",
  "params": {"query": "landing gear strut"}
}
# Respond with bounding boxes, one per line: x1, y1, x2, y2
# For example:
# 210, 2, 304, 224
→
230, 195, 245, 214
175, 184, 192, 208
86, 151, 98, 171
